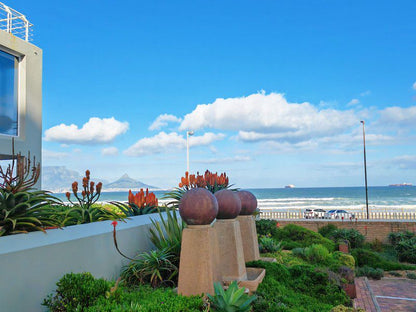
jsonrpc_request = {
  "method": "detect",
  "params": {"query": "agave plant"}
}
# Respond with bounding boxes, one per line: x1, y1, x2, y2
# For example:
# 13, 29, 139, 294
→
149, 207, 185, 267
207, 281, 257, 312
121, 248, 178, 288
0, 189, 62, 236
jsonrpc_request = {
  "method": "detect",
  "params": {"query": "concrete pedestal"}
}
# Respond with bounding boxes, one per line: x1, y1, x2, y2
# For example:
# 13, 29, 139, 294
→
213, 219, 247, 281
237, 215, 260, 262
178, 225, 218, 296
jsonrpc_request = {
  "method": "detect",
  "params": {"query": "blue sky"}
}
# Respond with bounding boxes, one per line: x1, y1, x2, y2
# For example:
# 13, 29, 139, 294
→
9, 0, 416, 188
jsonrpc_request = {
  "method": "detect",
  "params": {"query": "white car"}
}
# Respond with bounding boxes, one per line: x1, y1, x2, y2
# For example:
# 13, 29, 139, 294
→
324, 209, 355, 219
303, 208, 326, 219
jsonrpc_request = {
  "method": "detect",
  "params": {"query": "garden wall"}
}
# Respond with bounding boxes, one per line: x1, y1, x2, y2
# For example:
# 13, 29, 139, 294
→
0, 214, 162, 312
275, 220, 416, 243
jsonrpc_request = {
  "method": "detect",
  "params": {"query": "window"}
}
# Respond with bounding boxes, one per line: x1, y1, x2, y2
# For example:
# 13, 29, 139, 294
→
0, 49, 18, 136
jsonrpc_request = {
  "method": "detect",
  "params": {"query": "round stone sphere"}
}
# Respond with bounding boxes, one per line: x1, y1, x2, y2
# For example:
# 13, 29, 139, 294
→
214, 189, 241, 219
179, 188, 218, 225
237, 191, 258, 215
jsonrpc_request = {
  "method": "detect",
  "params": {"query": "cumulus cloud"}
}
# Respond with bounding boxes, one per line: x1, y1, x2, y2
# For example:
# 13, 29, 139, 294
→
101, 147, 119, 156
124, 132, 225, 156
44, 117, 129, 144
377, 106, 416, 128
179, 92, 357, 143
413, 82, 416, 90
42, 149, 69, 160
392, 155, 416, 169
149, 114, 182, 131
347, 99, 360, 106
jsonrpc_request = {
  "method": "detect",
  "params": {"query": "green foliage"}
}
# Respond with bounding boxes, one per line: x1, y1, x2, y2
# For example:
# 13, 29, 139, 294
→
259, 236, 282, 253
256, 219, 279, 237
355, 266, 384, 280
388, 231, 415, 246
388, 232, 416, 264
42, 272, 110, 311
121, 249, 178, 288
388, 271, 402, 277
332, 252, 355, 269
406, 272, 416, 279
110, 201, 157, 216
85, 285, 205, 312
331, 229, 365, 249
149, 208, 185, 267
247, 261, 350, 311
351, 248, 416, 271
207, 281, 257, 312
337, 266, 355, 283
318, 224, 338, 238
0, 189, 62, 236
61, 204, 121, 226
331, 305, 365, 312
274, 224, 335, 251
304, 244, 331, 263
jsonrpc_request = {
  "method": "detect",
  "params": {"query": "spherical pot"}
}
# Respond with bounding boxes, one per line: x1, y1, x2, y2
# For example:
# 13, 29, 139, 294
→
214, 189, 241, 219
237, 191, 257, 215
179, 188, 218, 225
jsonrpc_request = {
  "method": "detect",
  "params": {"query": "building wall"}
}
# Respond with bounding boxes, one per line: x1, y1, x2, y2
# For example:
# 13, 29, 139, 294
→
0, 30, 42, 187
275, 220, 416, 243
0, 214, 161, 312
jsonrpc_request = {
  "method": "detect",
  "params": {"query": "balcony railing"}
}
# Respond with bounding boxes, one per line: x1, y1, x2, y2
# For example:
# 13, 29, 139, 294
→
260, 210, 416, 220
0, 2, 33, 42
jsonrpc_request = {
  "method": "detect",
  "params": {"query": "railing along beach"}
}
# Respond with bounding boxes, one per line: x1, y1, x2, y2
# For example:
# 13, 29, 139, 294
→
260, 210, 416, 220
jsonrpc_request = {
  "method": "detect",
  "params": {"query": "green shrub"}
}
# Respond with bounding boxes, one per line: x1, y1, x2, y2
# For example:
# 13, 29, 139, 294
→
121, 249, 178, 288
331, 305, 365, 312
259, 236, 282, 253
304, 244, 331, 263
407, 272, 416, 280
338, 266, 355, 283
394, 237, 416, 264
388, 271, 402, 277
356, 266, 384, 280
388, 231, 415, 246
256, 219, 279, 237
331, 229, 365, 249
275, 224, 335, 251
85, 285, 204, 312
207, 281, 257, 312
332, 252, 355, 269
247, 261, 350, 311
42, 272, 110, 311
351, 248, 416, 271
318, 224, 338, 238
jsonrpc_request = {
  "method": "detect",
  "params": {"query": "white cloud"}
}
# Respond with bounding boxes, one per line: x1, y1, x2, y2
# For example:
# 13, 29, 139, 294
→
377, 106, 416, 128
194, 155, 252, 164
360, 90, 371, 96
42, 149, 69, 160
391, 155, 416, 169
179, 92, 357, 143
413, 82, 416, 90
102, 147, 119, 156
347, 99, 360, 106
124, 132, 225, 156
149, 114, 182, 131
44, 117, 129, 144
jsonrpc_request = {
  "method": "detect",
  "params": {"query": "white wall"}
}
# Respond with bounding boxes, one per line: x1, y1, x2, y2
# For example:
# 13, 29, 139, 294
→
0, 29, 42, 187
0, 214, 162, 312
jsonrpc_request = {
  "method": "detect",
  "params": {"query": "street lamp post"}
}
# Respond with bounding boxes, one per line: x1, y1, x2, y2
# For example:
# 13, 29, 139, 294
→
360, 121, 369, 219
186, 131, 194, 173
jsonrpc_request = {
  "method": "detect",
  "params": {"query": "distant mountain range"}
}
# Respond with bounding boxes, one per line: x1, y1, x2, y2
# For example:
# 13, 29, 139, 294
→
42, 166, 158, 193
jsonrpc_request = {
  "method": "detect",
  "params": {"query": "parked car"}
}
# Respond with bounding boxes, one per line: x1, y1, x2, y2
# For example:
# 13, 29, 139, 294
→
303, 208, 326, 219
324, 209, 355, 219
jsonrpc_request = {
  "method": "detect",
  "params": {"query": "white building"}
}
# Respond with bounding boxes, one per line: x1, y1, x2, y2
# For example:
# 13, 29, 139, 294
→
0, 2, 42, 186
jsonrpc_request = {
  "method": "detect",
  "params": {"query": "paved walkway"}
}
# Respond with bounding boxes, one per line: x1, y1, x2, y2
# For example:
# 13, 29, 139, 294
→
355, 277, 416, 312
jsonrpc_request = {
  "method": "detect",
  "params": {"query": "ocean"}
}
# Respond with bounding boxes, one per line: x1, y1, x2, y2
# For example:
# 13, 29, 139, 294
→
54, 186, 416, 214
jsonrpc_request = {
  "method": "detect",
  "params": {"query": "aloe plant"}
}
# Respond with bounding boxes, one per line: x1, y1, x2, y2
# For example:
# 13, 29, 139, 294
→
149, 207, 185, 266
207, 281, 257, 312
110, 201, 158, 217
0, 189, 62, 236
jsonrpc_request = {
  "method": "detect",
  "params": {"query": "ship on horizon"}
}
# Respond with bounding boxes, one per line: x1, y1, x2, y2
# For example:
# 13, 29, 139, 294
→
285, 184, 295, 189
388, 182, 413, 187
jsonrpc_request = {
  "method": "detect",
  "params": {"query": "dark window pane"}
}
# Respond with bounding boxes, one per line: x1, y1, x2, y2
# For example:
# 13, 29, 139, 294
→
0, 50, 18, 136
